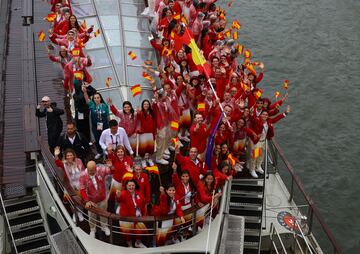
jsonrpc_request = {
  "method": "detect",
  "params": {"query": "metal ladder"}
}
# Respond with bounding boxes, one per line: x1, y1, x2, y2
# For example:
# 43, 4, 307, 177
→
0, 193, 51, 254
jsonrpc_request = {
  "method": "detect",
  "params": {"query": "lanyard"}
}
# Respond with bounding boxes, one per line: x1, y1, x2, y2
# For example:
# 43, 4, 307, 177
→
110, 134, 118, 146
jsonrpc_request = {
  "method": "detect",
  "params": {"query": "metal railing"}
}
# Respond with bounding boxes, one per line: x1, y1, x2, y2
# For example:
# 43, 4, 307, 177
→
0, 193, 19, 254
267, 138, 341, 254
38, 136, 228, 250
269, 222, 288, 254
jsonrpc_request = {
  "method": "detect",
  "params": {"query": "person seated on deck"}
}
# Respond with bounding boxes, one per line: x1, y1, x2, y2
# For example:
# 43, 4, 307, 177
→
80, 161, 112, 237
116, 179, 147, 248
56, 121, 90, 164
54, 147, 85, 223
99, 119, 134, 156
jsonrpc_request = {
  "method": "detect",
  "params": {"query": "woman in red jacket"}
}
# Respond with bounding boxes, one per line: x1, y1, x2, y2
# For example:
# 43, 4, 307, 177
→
154, 184, 186, 245
136, 99, 156, 168
107, 145, 133, 210
116, 180, 147, 248
171, 163, 194, 210
195, 172, 221, 207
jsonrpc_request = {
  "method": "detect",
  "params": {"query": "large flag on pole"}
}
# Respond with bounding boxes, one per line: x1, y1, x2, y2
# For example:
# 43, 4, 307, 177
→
205, 113, 224, 169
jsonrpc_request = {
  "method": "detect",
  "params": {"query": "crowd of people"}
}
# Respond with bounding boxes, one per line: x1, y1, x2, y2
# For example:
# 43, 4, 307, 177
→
36, 0, 291, 248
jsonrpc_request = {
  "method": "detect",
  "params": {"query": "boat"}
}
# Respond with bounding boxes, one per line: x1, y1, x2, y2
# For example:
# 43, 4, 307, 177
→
0, 0, 341, 253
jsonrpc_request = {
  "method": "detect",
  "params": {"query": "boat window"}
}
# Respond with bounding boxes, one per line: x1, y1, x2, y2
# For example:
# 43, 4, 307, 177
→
124, 31, 152, 48
94, 0, 119, 15
125, 47, 156, 66
86, 48, 110, 68
119, 4, 143, 17
72, 3, 95, 18
104, 30, 122, 46
122, 17, 149, 32
89, 67, 117, 89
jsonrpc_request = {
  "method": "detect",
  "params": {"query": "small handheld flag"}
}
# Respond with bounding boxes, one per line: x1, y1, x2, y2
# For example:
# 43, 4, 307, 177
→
44, 13, 57, 23
105, 77, 112, 88
254, 89, 262, 100
233, 31, 238, 40
128, 51, 137, 60
73, 71, 84, 80
122, 172, 134, 181
38, 31, 46, 42
145, 166, 159, 175
275, 91, 280, 99
142, 72, 153, 82
244, 49, 252, 59
227, 154, 236, 167
93, 29, 100, 37
225, 30, 231, 38
237, 44, 244, 54
231, 20, 241, 30
197, 102, 206, 112
71, 48, 81, 56
171, 137, 180, 148
80, 20, 87, 30
252, 148, 262, 159
283, 80, 289, 90
170, 121, 179, 131
131, 84, 142, 97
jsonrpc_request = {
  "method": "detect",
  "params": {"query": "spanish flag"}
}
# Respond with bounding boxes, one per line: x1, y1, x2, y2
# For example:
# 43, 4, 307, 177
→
77, 38, 84, 48
241, 82, 249, 92
231, 20, 241, 30
122, 172, 134, 182
245, 62, 257, 75
161, 47, 172, 56
73, 71, 84, 81
252, 148, 262, 159
71, 48, 81, 56
283, 80, 289, 90
44, 13, 57, 23
275, 91, 280, 99
142, 72, 153, 82
173, 13, 181, 20
93, 28, 100, 37
254, 89, 262, 100
170, 121, 179, 131
233, 31, 238, 40
237, 44, 244, 54
197, 102, 206, 112
244, 49, 252, 59
145, 166, 159, 175
80, 20, 87, 30
227, 153, 237, 167
130, 84, 142, 97
225, 30, 231, 38
105, 77, 112, 88
128, 51, 137, 60
171, 137, 180, 148
38, 31, 46, 42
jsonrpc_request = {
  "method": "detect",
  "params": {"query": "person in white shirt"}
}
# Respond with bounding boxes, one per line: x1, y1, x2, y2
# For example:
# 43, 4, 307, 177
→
99, 119, 134, 156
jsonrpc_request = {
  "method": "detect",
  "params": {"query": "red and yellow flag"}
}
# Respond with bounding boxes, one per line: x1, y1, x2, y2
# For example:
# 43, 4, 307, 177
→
130, 84, 142, 97
197, 102, 206, 112
233, 31, 238, 40
122, 172, 134, 181
93, 28, 100, 37
73, 71, 84, 80
237, 44, 244, 55
231, 20, 241, 30
254, 89, 262, 100
173, 14, 181, 20
244, 49, 252, 59
275, 91, 280, 99
227, 153, 237, 166
145, 166, 159, 175
241, 82, 249, 92
38, 31, 46, 42
171, 137, 180, 148
225, 30, 231, 38
283, 80, 289, 90
142, 72, 153, 82
252, 148, 262, 159
71, 48, 81, 56
80, 20, 87, 30
105, 77, 112, 88
44, 13, 57, 22
161, 47, 172, 56
128, 51, 137, 60
245, 62, 257, 75
170, 121, 179, 131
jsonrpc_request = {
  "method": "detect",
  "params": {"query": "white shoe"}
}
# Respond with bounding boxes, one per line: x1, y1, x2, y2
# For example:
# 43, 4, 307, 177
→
163, 154, 170, 160
77, 211, 84, 222
134, 240, 147, 248
171, 237, 180, 244
141, 7, 149, 16
250, 170, 258, 178
178, 141, 184, 147
169, 145, 175, 151
72, 214, 77, 223
255, 167, 264, 174
148, 158, 154, 166
126, 241, 133, 247
141, 159, 147, 168
156, 159, 169, 165
102, 226, 110, 236
89, 229, 96, 238
94, 153, 102, 160
164, 148, 170, 155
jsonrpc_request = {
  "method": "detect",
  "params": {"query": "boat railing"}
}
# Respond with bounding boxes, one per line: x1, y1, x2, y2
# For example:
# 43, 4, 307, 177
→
267, 138, 341, 254
37, 136, 227, 249
0, 192, 19, 253
269, 222, 288, 254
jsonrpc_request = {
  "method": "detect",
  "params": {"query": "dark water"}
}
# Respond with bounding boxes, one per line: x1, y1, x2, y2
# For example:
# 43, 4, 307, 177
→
221, 0, 360, 253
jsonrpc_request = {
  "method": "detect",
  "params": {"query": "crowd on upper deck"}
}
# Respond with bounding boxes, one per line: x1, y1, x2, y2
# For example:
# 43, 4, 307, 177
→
35, 0, 290, 247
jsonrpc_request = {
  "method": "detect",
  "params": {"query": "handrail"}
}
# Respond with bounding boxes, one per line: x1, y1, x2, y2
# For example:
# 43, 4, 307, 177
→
0, 192, 19, 254
269, 222, 287, 254
38, 135, 227, 248
270, 138, 341, 254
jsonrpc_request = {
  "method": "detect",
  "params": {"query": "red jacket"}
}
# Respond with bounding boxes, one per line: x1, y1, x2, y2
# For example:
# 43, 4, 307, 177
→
172, 172, 193, 206
250, 113, 286, 142
108, 153, 133, 183
190, 123, 210, 153
80, 165, 111, 203
133, 172, 151, 204
195, 181, 215, 205
175, 153, 208, 185
154, 193, 183, 218
117, 190, 146, 217
136, 110, 156, 136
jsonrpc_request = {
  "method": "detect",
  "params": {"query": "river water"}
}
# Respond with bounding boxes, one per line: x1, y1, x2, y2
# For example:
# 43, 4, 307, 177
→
221, 0, 360, 252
